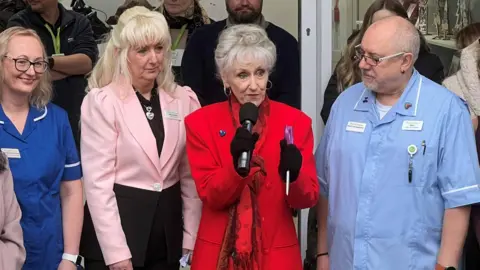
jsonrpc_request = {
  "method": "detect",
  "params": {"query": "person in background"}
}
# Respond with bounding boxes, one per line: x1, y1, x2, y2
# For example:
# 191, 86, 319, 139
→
106, 0, 155, 25
0, 153, 25, 270
321, 0, 444, 124
7, 0, 98, 150
442, 23, 480, 130
185, 24, 318, 269
442, 22, 480, 270
316, 16, 480, 270
0, 26, 83, 270
163, 0, 213, 84
181, 0, 300, 109
79, 7, 201, 270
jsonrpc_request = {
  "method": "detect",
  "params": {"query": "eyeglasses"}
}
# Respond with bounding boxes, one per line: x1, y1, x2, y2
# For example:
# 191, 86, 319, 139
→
3, 55, 48, 74
354, 44, 405, 66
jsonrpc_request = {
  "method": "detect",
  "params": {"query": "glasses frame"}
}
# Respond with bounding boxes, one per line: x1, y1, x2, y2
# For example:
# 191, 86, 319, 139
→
354, 44, 405, 66
3, 55, 48, 74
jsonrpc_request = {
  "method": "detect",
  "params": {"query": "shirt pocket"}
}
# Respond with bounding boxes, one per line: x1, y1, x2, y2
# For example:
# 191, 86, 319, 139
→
381, 140, 435, 188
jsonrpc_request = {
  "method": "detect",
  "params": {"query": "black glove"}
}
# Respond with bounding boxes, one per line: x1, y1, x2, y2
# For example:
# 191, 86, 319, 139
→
230, 127, 259, 177
278, 139, 302, 183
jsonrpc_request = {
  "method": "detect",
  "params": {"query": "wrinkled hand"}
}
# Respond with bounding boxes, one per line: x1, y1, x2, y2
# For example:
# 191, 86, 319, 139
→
278, 139, 302, 182
316, 255, 329, 270
109, 259, 133, 270
230, 127, 259, 177
58, 260, 76, 270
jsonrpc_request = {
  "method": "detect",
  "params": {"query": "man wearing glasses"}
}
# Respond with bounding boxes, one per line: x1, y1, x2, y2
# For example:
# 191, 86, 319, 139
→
315, 16, 480, 270
7, 0, 98, 150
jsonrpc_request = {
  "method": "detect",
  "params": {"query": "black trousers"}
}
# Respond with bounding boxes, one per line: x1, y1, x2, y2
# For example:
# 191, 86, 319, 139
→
81, 183, 183, 269
84, 191, 180, 270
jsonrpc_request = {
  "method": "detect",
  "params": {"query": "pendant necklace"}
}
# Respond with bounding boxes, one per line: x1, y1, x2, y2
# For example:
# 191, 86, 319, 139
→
144, 105, 154, 120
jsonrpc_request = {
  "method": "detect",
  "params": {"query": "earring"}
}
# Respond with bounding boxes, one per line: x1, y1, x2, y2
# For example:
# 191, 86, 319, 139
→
223, 87, 231, 97
266, 80, 273, 90
401, 69, 405, 74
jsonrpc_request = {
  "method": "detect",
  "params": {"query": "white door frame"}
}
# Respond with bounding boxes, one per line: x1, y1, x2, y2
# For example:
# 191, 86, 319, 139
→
298, 0, 332, 261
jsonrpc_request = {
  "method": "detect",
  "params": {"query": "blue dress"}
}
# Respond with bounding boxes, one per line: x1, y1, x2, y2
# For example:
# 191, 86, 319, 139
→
0, 103, 82, 269
316, 70, 480, 269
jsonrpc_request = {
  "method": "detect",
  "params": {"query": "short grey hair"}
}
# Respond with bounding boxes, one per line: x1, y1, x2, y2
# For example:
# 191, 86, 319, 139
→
215, 24, 277, 77
394, 20, 420, 62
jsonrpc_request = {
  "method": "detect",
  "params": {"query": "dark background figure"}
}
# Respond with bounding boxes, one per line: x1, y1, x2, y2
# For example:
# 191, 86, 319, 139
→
0, 0, 26, 32
181, 0, 301, 109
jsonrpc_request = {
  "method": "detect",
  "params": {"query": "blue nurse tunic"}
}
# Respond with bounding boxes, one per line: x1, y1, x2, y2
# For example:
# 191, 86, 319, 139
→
316, 70, 480, 270
0, 103, 82, 269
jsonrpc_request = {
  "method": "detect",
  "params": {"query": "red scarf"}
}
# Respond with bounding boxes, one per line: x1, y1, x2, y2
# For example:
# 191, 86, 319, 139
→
216, 97, 270, 270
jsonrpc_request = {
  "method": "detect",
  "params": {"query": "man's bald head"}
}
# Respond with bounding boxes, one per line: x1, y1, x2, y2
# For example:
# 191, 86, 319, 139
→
364, 16, 420, 62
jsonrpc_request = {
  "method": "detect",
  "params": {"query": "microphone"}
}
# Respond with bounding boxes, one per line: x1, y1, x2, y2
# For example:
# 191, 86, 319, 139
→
237, 102, 259, 176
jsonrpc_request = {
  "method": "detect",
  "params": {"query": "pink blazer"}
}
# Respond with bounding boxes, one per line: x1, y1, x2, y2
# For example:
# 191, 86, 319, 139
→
0, 156, 25, 270
81, 77, 202, 265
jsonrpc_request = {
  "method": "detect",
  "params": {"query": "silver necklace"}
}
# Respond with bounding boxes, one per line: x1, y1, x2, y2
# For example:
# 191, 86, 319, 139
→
143, 105, 154, 120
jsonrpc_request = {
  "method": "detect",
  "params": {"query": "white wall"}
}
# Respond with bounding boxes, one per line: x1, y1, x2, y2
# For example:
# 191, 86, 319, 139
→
61, 0, 298, 39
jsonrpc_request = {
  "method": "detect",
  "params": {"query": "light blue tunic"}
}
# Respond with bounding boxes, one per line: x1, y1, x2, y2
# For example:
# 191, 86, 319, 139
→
315, 70, 480, 270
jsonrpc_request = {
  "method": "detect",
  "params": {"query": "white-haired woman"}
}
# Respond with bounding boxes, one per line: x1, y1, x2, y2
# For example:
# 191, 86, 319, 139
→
79, 6, 202, 270
184, 24, 319, 270
0, 27, 83, 269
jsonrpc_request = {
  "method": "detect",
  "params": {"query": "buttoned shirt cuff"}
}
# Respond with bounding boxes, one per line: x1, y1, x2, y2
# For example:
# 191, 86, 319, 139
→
182, 233, 195, 250
442, 184, 480, 209
62, 162, 82, 180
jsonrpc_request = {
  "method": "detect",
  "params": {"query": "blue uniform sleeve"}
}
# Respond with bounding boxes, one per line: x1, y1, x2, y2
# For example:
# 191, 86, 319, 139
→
61, 111, 82, 181
315, 102, 337, 198
438, 97, 480, 209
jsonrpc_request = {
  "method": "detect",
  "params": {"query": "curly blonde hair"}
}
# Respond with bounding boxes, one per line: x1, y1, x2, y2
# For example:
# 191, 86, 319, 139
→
88, 6, 176, 94
0, 27, 52, 108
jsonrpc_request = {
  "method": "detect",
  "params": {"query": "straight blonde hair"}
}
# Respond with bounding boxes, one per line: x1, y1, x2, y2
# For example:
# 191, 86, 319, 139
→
0, 27, 52, 108
87, 6, 176, 94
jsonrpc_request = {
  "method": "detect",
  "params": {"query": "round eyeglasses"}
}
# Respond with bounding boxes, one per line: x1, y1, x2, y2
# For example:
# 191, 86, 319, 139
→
3, 55, 48, 74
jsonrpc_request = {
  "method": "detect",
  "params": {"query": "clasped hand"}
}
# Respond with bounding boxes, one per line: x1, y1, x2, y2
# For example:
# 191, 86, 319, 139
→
230, 127, 303, 181
278, 139, 302, 183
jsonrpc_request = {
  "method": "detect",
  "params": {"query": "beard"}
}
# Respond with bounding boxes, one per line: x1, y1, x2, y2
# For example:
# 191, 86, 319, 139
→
361, 71, 379, 91
226, 5, 262, 24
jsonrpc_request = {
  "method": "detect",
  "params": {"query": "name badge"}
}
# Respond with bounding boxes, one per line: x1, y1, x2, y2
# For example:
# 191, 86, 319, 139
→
346, 121, 366, 133
171, 49, 184, 67
165, 111, 181, 121
402, 120, 423, 131
1, 148, 21, 159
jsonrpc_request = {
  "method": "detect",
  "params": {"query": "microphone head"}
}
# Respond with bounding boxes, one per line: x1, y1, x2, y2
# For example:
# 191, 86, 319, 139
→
239, 102, 259, 125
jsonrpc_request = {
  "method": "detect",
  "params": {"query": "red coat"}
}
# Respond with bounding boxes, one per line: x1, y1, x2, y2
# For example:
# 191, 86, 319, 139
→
185, 100, 319, 270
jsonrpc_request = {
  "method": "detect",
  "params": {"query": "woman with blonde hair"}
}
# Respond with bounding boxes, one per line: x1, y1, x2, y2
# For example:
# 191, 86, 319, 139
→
79, 6, 202, 270
0, 26, 83, 269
